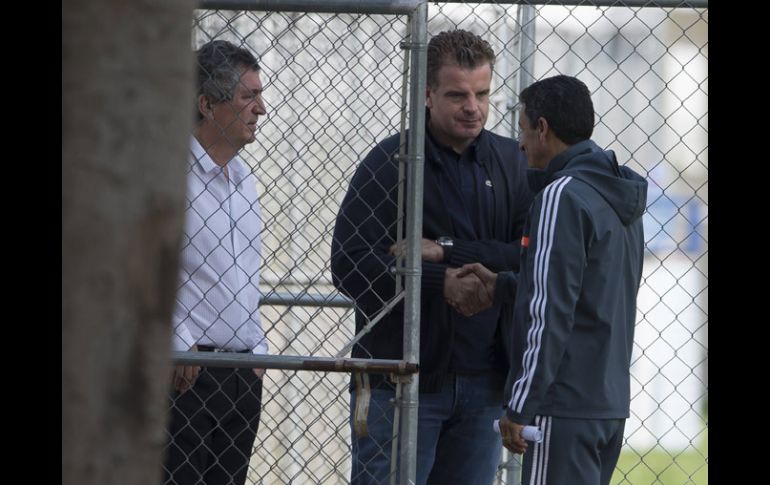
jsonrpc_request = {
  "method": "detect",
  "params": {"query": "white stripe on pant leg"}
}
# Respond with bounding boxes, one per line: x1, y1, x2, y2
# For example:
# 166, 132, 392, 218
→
528, 415, 541, 485
529, 416, 551, 485
540, 416, 553, 485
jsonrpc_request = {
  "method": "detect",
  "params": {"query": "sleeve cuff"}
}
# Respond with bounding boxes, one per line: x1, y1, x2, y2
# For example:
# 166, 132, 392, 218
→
447, 239, 478, 266
252, 339, 269, 355
505, 406, 532, 425
441, 244, 454, 262
421, 262, 448, 294
172, 331, 195, 351
494, 271, 518, 305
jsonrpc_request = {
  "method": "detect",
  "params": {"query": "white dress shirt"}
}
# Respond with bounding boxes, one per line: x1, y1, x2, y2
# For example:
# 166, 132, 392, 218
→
172, 137, 268, 354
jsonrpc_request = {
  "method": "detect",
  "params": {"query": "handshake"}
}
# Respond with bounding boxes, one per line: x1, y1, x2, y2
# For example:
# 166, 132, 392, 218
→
444, 263, 497, 316
389, 238, 497, 317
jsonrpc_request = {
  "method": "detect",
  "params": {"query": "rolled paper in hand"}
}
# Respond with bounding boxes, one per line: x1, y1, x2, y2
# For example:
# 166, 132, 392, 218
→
493, 419, 544, 443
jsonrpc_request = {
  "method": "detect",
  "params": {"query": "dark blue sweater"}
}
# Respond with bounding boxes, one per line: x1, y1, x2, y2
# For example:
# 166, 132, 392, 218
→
330, 127, 532, 392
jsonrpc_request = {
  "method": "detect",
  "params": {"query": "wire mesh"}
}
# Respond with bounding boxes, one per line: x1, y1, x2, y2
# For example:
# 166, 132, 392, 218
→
181, 2, 708, 484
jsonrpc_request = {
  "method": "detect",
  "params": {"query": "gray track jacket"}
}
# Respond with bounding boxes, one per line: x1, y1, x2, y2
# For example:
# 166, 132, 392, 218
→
496, 139, 647, 423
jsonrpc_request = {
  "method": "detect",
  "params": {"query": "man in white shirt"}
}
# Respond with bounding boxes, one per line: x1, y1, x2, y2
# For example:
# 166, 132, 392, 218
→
163, 39, 268, 485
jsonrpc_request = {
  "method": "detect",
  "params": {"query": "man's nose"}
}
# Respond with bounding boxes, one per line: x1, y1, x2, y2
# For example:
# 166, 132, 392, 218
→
253, 98, 266, 115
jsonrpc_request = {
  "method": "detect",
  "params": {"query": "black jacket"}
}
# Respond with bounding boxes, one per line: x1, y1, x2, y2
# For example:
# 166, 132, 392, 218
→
331, 127, 532, 392
496, 140, 648, 422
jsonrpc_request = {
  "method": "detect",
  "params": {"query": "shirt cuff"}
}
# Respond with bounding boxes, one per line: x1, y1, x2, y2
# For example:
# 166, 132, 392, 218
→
172, 322, 196, 351
252, 338, 269, 355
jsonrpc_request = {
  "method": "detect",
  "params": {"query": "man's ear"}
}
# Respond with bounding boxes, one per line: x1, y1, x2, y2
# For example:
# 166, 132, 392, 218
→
198, 94, 214, 119
537, 117, 549, 142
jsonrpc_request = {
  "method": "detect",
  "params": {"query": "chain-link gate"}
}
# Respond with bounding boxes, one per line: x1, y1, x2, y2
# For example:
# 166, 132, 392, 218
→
175, 1, 708, 484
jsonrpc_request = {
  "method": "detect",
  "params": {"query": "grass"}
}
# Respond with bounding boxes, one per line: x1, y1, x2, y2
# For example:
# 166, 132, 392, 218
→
611, 431, 708, 485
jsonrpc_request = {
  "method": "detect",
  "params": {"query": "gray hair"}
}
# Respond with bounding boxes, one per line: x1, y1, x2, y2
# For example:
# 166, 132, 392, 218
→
195, 40, 260, 121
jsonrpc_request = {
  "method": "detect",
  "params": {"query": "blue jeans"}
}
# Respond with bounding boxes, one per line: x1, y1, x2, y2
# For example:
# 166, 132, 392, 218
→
350, 373, 504, 485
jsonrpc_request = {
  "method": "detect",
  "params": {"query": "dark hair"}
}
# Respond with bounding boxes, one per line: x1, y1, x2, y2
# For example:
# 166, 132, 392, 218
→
427, 29, 495, 89
195, 40, 260, 121
519, 75, 594, 145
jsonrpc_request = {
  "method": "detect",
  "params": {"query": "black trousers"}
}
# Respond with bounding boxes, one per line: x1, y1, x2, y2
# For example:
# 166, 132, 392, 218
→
521, 415, 625, 485
163, 367, 263, 485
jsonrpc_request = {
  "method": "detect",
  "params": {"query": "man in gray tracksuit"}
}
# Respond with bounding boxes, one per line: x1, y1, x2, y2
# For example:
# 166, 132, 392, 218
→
457, 75, 647, 484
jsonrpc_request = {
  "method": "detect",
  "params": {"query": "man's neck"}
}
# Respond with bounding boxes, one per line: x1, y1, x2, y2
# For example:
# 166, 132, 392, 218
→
427, 121, 475, 155
194, 127, 238, 168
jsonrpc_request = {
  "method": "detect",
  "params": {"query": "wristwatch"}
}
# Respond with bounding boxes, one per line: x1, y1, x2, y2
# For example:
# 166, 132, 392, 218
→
436, 236, 453, 262
435, 236, 454, 249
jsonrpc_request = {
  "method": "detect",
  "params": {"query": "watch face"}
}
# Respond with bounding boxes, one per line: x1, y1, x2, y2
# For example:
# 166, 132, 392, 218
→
437, 236, 453, 247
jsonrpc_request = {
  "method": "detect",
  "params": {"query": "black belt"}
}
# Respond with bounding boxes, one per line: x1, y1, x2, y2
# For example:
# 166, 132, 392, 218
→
197, 345, 250, 353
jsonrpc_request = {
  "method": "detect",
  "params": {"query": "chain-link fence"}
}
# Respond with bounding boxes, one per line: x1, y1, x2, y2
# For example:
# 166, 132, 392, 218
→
175, 1, 708, 483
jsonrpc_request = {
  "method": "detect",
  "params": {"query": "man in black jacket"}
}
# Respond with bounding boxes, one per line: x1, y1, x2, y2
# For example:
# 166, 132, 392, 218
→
458, 75, 648, 485
330, 29, 532, 485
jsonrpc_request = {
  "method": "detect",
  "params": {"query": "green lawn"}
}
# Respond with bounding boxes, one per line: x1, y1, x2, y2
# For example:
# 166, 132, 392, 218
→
611, 431, 708, 485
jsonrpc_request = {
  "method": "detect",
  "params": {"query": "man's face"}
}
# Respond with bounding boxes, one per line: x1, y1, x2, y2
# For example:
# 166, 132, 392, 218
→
211, 68, 266, 150
426, 63, 491, 153
518, 107, 546, 169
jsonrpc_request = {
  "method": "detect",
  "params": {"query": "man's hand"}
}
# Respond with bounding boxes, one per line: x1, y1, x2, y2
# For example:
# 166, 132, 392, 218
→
253, 368, 265, 379
498, 414, 528, 455
456, 263, 497, 304
174, 344, 201, 394
444, 267, 493, 316
389, 238, 444, 263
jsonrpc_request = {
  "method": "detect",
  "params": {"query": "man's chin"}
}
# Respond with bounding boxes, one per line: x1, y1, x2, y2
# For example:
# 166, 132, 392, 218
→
457, 127, 482, 138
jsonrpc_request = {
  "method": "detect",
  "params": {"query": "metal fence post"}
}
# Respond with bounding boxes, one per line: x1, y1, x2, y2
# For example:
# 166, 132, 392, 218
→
513, 3, 536, 141
399, 2, 428, 484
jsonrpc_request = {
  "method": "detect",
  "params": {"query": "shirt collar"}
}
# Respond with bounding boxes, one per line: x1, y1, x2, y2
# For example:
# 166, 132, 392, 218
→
189, 136, 248, 185
426, 129, 479, 164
